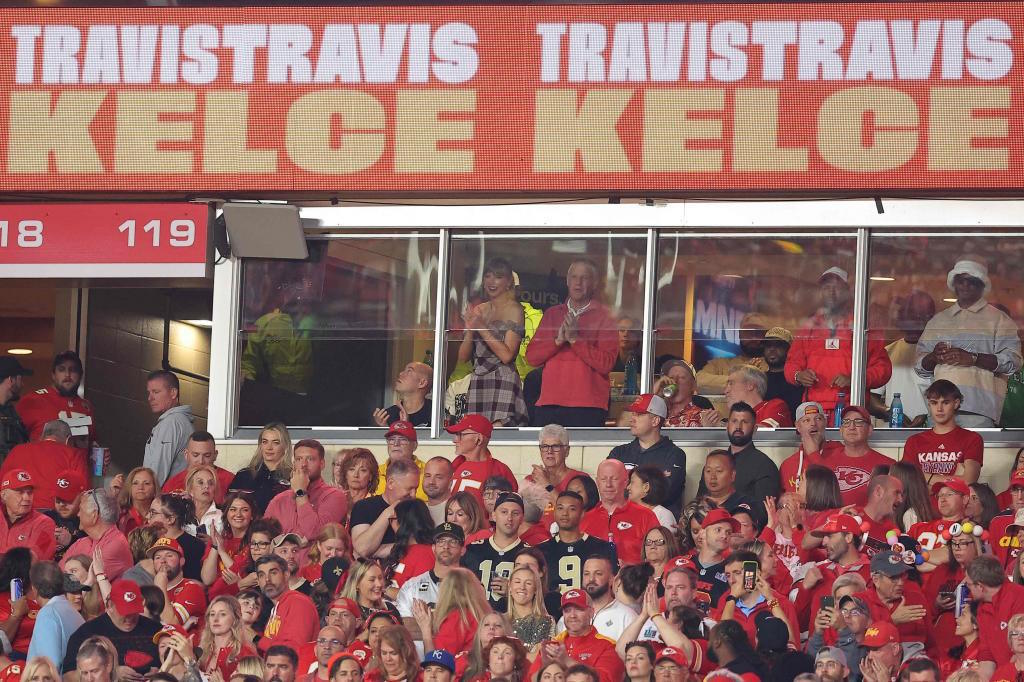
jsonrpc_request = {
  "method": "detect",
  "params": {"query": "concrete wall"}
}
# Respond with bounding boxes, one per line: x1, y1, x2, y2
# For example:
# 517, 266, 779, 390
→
212, 438, 1023, 502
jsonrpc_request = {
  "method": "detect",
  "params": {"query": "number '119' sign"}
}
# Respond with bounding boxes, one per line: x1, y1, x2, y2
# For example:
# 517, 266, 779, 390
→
0, 203, 209, 278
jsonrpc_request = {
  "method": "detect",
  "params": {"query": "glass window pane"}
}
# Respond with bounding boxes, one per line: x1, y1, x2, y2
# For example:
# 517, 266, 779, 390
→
446, 232, 646, 427
238, 235, 439, 427
654, 233, 858, 427
868, 234, 1024, 430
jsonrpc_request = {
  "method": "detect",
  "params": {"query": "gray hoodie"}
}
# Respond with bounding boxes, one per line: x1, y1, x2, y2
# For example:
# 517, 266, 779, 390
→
143, 404, 194, 486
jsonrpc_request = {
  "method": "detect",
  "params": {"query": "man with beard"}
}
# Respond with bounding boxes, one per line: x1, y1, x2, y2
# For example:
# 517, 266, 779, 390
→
17, 351, 96, 449
814, 647, 850, 682
148, 537, 207, 630
722, 366, 793, 428
869, 292, 936, 427
860, 551, 932, 659
62, 579, 162, 680
576, 555, 635, 640
272, 533, 312, 595
265, 439, 348, 541
609, 394, 686, 518
264, 645, 299, 682
697, 403, 779, 522
422, 456, 453, 526
257, 554, 319, 655
785, 267, 892, 421
396, 523, 466, 625
0, 357, 31, 463
794, 513, 871, 632
803, 475, 903, 559
762, 327, 805, 421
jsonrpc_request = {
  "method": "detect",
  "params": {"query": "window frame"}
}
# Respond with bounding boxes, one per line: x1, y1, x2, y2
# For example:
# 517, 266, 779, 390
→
208, 199, 1024, 444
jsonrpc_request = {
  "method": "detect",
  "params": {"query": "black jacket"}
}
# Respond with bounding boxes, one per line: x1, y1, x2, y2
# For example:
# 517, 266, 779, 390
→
609, 435, 686, 517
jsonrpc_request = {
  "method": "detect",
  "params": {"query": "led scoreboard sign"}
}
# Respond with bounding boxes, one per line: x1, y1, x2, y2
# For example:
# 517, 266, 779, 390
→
0, 204, 209, 278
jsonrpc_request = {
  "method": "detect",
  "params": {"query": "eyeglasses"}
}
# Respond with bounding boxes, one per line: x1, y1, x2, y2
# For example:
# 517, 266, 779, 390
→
840, 608, 864, 617
434, 538, 461, 548
539, 444, 566, 452
950, 541, 976, 549
840, 419, 868, 427
644, 539, 666, 546
251, 541, 272, 549
145, 507, 166, 518
1010, 631, 1024, 639
316, 638, 343, 647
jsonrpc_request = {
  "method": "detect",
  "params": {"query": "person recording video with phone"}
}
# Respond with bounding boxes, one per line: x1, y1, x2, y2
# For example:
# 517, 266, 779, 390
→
712, 550, 799, 649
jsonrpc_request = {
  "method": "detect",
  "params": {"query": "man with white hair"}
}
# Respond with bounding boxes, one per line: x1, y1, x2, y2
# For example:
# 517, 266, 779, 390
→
62, 488, 133, 580
916, 258, 1022, 427
723, 365, 793, 428
0, 469, 56, 558
580, 460, 658, 566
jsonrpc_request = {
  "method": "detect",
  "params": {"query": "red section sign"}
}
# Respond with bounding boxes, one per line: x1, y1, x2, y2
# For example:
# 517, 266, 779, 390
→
0, 5, 1020, 194
0, 204, 209, 277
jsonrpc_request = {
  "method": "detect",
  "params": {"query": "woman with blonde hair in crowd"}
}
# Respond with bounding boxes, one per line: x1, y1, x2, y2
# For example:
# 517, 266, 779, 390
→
505, 566, 554, 654
364, 625, 419, 682
445, 491, 489, 542
188, 596, 259, 678
64, 554, 105, 620
228, 422, 293, 513
462, 612, 514, 681
233, 656, 266, 680
340, 560, 392, 618
186, 465, 223, 536
21, 656, 60, 682
301, 523, 352, 585
334, 448, 379, 511
75, 635, 118, 682
116, 467, 157, 534
991, 613, 1024, 680
412, 566, 491, 657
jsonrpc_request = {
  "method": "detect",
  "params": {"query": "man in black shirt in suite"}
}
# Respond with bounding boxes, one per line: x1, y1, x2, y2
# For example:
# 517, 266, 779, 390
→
762, 327, 804, 420
62, 579, 161, 679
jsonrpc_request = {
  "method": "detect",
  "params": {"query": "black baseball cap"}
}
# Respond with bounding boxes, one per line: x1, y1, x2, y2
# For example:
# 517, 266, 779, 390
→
433, 522, 465, 544
0, 357, 32, 382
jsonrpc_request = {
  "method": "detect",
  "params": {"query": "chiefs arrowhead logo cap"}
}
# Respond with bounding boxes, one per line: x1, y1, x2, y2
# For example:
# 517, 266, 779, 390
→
561, 589, 590, 610
110, 579, 145, 617
0, 469, 33, 491
54, 469, 86, 502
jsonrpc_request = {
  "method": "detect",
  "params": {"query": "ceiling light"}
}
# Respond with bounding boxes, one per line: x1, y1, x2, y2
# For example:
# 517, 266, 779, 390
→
7, 348, 32, 355
720, 274, 743, 279
870, 276, 895, 281
182, 319, 213, 328
943, 298, 957, 303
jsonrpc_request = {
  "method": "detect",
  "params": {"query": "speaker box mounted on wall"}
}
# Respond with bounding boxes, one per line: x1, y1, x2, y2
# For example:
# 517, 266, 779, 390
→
221, 203, 309, 260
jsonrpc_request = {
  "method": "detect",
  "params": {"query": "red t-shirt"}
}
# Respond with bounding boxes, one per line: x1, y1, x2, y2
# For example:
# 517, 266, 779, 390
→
168, 578, 208, 628
450, 454, 518, 502
901, 427, 984, 480
579, 501, 658, 566
434, 609, 477, 655
991, 660, 1024, 682
0, 594, 38, 652
823, 444, 893, 506
390, 543, 435, 588
977, 581, 1024, 665
754, 399, 793, 428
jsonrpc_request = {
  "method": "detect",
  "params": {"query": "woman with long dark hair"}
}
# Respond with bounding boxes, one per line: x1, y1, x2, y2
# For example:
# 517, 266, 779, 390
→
940, 601, 981, 677
967, 482, 999, 528
383, 500, 435, 598
208, 517, 282, 598
623, 641, 655, 682
890, 461, 935, 531
202, 492, 259, 587
458, 257, 529, 426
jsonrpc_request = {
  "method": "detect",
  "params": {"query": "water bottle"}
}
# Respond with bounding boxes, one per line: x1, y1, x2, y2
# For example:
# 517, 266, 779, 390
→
833, 392, 847, 428
889, 393, 903, 428
624, 354, 639, 395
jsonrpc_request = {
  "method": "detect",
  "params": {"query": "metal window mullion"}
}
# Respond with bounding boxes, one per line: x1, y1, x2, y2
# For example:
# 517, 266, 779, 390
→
639, 227, 658, 392
430, 228, 451, 439
850, 227, 870, 406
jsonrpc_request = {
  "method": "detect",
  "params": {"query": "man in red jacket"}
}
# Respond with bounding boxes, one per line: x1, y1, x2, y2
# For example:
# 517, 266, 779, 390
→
580, 459, 658, 566
966, 554, 1024, 680
784, 267, 892, 420
526, 259, 618, 427
0, 469, 55, 559
528, 589, 624, 682
858, 550, 933, 659
256, 554, 319, 656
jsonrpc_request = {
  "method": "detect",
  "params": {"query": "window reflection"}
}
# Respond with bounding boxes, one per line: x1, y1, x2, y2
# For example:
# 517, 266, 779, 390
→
239, 236, 439, 427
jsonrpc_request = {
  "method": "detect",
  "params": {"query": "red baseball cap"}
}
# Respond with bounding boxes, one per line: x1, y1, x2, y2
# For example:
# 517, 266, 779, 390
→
109, 579, 145, 617
386, 420, 417, 442
0, 663, 22, 682
655, 647, 689, 668
840, 405, 871, 423
861, 621, 900, 648
330, 597, 362, 620
701, 508, 740, 533
561, 589, 590, 610
663, 555, 697, 576
931, 477, 970, 497
54, 469, 87, 502
626, 393, 668, 419
345, 640, 373, 667
147, 537, 184, 559
153, 623, 187, 644
0, 469, 33, 491
445, 413, 493, 439
811, 513, 862, 537
1011, 470, 1024, 489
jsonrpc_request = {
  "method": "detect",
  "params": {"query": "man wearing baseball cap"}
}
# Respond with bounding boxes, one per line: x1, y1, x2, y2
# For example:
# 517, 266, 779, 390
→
44, 469, 87, 561
860, 551, 932, 658
465, 492, 529, 609
325, 598, 361, 647
762, 327, 804, 419
580, 459, 658, 566
653, 646, 691, 682
395, 523, 465, 622
859, 621, 903, 680
609, 393, 686, 517
0, 418, 87, 510
696, 509, 741, 607
916, 258, 1022, 428
372, 360, 432, 428
0, 356, 31, 462
0, 468, 56, 559
148, 537, 207, 629
828, 406, 893, 507
901, 380, 983, 486
795, 513, 870, 632
526, 589, 624, 682
814, 646, 849, 682
446, 413, 518, 498
907, 477, 969, 552
61, 578, 162, 675
779, 401, 829, 494
372, 420, 428, 501
784, 267, 892, 418
421, 649, 456, 682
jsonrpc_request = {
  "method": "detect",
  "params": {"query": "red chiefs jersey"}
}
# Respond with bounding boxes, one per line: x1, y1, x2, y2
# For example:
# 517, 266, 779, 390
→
450, 454, 518, 500
16, 387, 96, 444
908, 517, 963, 551
0, 593, 39, 652
824, 444, 892, 507
754, 399, 793, 428
527, 627, 623, 682
389, 543, 435, 588
168, 578, 208, 628
579, 500, 658, 566
991, 510, 1022, 570
901, 427, 984, 480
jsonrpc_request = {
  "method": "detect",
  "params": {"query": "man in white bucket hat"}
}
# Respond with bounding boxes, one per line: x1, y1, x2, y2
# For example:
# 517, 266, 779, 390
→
915, 259, 1022, 427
